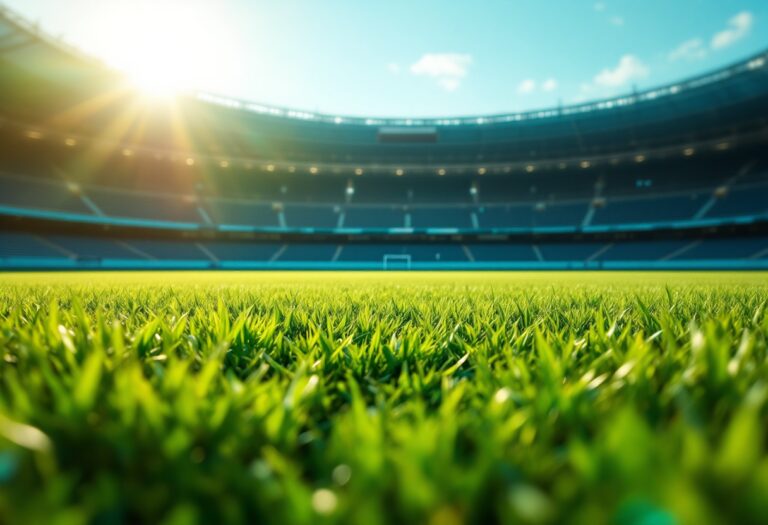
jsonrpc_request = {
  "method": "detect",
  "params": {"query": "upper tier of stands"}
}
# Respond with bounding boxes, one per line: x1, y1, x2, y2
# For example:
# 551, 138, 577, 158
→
1, 142, 765, 232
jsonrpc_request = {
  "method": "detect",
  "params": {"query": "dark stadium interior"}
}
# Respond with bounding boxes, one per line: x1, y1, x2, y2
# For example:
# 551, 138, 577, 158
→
0, 7, 767, 269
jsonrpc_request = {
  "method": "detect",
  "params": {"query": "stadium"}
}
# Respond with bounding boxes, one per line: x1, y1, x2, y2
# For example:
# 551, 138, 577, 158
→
1, 6, 767, 270
1, 2, 768, 524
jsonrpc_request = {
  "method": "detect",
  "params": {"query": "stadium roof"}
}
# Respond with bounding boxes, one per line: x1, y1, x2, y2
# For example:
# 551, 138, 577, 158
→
196, 52, 768, 127
1, 3, 767, 170
3, 0, 768, 118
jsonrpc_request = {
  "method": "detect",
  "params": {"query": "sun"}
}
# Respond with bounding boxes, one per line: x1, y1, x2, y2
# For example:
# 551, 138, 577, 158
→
127, 61, 189, 99
87, 1, 235, 98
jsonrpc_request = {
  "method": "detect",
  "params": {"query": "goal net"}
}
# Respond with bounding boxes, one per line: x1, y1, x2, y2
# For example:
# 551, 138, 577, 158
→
382, 254, 412, 271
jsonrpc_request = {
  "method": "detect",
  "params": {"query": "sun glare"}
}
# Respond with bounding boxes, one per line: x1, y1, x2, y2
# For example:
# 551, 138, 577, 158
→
87, 1, 236, 98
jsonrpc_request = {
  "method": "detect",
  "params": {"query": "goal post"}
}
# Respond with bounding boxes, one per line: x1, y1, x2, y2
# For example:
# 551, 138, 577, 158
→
383, 254, 412, 271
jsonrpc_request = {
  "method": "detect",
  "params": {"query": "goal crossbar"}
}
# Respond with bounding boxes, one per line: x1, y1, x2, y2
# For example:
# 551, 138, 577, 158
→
382, 254, 412, 270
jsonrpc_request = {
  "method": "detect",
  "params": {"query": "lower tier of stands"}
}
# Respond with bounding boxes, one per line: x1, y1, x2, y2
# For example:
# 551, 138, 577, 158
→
2, 232, 766, 270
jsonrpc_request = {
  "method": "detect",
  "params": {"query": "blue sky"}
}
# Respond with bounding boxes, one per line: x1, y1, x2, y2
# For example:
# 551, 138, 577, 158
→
7, 0, 768, 117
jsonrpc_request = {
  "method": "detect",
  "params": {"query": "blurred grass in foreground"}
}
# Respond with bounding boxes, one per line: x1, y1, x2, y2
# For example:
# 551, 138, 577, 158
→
0, 271, 767, 525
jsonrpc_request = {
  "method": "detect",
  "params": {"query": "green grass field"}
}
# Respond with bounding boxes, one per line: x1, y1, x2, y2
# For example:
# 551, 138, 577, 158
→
0, 272, 767, 525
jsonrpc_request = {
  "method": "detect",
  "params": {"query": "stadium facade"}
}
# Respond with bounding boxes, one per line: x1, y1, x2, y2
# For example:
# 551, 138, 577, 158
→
0, 6, 767, 270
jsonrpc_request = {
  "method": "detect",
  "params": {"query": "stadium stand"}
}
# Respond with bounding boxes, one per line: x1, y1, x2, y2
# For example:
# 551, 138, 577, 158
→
705, 185, 768, 218
2, 231, 766, 270
0, 173, 92, 214
204, 199, 279, 228
87, 187, 203, 223
344, 206, 405, 229
0, 6, 766, 269
283, 205, 340, 229
590, 193, 707, 225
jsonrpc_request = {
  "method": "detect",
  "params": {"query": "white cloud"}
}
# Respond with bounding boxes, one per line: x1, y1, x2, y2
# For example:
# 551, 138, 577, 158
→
410, 53, 471, 77
594, 2, 606, 12
610, 16, 624, 27
515, 78, 557, 95
669, 38, 707, 61
666, 11, 753, 64
542, 78, 558, 92
387, 62, 401, 75
593, 55, 648, 88
410, 53, 472, 91
711, 11, 753, 50
517, 79, 536, 94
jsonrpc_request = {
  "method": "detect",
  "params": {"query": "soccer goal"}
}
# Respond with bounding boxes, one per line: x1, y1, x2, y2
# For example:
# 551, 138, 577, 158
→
383, 254, 412, 271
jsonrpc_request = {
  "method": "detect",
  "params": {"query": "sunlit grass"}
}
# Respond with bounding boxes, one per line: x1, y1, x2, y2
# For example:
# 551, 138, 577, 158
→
0, 272, 767, 524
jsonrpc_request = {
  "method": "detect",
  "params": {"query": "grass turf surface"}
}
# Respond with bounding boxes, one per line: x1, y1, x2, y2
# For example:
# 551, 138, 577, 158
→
0, 271, 767, 525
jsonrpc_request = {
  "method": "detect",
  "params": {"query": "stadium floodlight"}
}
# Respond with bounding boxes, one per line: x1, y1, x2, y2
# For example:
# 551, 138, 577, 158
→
219, 160, 230, 168
383, 254, 411, 271
477, 168, 486, 175
25, 130, 43, 140
683, 148, 696, 157
309, 166, 319, 175
580, 161, 591, 169
526, 165, 536, 173
266, 164, 275, 172
395, 169, 404, 177
634, 155, 646, 163
437, 168, 446, 176
186, 157, 195, 166
64, 138, 77, 147
354, 168, 364, 176
122, 148, 133, 157
714, 186, 729, 198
